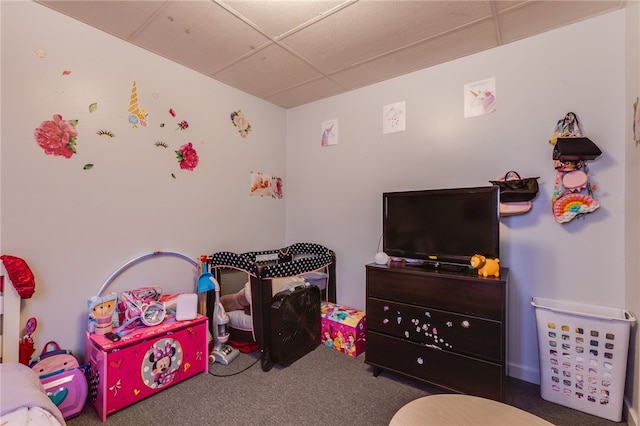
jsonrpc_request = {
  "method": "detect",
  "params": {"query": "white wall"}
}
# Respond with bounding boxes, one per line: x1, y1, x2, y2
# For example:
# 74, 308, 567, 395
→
286, 10, 628, 384
624, 1, 640, 425
1, 1, 286, 355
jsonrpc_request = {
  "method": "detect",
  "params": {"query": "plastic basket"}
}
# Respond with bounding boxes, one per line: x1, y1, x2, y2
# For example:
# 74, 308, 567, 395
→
531, 297, 636, 422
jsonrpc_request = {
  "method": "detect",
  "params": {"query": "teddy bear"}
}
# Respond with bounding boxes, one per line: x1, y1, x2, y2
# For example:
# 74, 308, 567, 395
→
470, 254, 500, 278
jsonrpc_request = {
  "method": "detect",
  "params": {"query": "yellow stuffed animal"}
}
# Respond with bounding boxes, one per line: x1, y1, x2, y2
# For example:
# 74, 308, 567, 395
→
470, 254, 500, 278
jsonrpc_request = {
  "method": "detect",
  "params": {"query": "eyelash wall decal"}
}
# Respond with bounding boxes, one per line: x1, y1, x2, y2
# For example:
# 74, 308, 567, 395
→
97, 129, 115, 137
155, 141, 168, 148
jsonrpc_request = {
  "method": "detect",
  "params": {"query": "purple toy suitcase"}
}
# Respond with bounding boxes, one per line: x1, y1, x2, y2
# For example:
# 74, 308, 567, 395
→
40, 367, 88, 420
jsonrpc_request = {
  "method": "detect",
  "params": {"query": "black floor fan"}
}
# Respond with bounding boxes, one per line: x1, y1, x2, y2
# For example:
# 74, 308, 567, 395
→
270, 285, 322, 367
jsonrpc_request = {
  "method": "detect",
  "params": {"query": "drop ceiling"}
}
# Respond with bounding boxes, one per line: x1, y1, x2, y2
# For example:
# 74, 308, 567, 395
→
36, 0, 626, 109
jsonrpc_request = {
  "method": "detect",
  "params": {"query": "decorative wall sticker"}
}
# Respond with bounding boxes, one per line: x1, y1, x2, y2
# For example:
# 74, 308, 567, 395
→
155, 141, 168, 148
34, 114, 78, 158
249, 173, 283, 198
89, 103, 98, 113
272, 177, 283, 199
169, 109, 176, 117
35, 49, 46, 59
62, 70, 71, 75
321, 119, 338, 146
230, 110, 251, 137
96, 130, 115, 138
84, 164, 94, 170
250, 172, 273, 197
177, 120, 189, 130
464, 77, 496, 118
634, 97, 640, 145
175, 142, 198, 171
382, 101, 406, 134
127, 80, 148, 128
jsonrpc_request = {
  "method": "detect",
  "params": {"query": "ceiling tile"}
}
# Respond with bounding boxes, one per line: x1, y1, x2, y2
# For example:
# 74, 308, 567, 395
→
213, 43, 324, 98
218, 0, 350, 38
281, 0, 493, 74
34, 0, 627, 108
265, 77, 346, 109
37, 0, 166, 39
497, 1, 623, 44
130, 1, 272, 74
493, 1, 528, 14
330, 19, 498, 90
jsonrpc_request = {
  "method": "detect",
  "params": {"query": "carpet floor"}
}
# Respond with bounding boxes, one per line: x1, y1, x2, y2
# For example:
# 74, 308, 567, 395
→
67, 345, 627, 425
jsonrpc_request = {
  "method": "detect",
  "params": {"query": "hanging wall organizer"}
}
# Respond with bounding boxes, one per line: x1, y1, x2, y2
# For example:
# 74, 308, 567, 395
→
549, 112, 602, 224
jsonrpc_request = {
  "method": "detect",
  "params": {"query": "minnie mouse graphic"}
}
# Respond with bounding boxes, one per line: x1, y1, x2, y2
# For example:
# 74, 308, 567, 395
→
144, 339, 181, 388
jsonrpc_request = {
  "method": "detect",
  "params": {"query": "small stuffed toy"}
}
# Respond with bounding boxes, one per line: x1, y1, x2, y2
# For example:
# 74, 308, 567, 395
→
470, 254, 500, 278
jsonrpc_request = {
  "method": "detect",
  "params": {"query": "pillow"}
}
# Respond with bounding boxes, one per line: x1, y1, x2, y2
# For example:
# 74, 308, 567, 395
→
271, 276, 306, 295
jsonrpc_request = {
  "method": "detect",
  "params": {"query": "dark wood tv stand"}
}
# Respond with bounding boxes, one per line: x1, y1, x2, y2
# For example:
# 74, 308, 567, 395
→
365, 262, 509, 401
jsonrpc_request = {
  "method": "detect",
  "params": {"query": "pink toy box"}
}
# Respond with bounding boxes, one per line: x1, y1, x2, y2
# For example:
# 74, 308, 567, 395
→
320, 302, 366, 357
85, 315, 208, 422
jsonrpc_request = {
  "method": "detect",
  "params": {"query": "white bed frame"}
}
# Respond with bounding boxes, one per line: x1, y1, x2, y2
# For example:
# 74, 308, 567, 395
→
1, 261, 21, 363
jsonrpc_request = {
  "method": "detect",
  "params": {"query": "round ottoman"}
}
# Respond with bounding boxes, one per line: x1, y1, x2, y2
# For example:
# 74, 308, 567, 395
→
389, 394, 553, 425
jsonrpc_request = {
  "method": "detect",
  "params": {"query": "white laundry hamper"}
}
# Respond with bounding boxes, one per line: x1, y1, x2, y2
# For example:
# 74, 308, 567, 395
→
531, 297, 635, 422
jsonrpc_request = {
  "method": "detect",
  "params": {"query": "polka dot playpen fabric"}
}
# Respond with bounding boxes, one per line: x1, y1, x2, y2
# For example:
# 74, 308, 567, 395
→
210, 242, 334, 279
207, 243, 336, 371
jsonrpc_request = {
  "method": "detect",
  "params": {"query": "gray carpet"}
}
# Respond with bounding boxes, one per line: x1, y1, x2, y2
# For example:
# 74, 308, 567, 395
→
68, 345, 626, 425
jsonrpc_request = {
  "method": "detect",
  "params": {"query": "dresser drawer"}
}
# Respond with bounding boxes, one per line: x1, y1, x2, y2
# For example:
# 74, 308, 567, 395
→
365, 331, 504, 401
367, 297, 503, 362
366, 265, 506, 319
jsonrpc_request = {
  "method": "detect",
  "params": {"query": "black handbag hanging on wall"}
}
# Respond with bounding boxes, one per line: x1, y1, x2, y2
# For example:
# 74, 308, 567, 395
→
553, 137, 602, 161
489, 171, 540, 202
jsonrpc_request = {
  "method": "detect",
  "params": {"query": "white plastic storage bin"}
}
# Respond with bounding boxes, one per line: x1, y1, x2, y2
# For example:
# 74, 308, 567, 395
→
531, 297, 635, 422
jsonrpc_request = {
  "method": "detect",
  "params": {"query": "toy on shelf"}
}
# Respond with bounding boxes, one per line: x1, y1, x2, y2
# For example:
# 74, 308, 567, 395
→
87, 293, 119, 334
470, 254, 500, 278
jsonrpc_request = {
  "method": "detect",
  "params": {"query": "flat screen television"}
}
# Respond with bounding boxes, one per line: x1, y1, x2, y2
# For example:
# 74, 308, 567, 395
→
382, 186, 500, 269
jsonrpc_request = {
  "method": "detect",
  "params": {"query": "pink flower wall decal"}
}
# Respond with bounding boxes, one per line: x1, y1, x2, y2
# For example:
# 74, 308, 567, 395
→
177, 120, 189, 130
272, 177, 283, 199
175, 142, 198, 171
34, 114, 78, 158
230, 110, 251, 137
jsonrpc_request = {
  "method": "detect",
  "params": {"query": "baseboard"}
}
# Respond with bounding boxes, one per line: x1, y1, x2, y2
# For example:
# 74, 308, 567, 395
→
507, 361, 540, 385
626, 397, 638, 426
